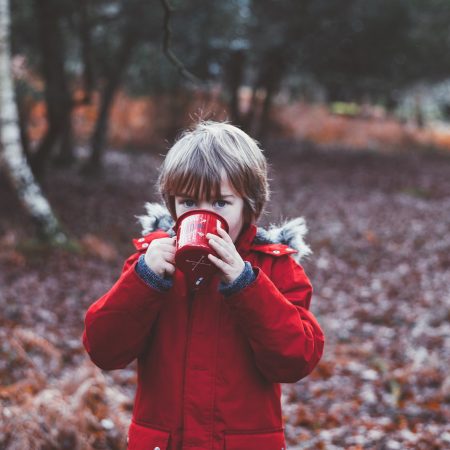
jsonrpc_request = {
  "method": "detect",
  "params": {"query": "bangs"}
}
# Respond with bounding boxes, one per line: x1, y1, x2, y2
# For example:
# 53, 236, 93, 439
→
163, 152, 224, 201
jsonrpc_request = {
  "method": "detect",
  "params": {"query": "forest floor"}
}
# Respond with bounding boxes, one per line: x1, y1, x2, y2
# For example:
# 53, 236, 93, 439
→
0, 141, 449, 449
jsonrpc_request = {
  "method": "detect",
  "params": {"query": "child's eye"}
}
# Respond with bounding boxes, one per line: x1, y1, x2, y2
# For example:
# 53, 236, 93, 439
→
213, 200, 228, 208
180, 199, 196, 207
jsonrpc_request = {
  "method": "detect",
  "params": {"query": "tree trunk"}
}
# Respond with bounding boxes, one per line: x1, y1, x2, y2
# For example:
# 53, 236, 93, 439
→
0, 0, 68, 245
79, 0, 94, 104
85, 32, 138, 174
224, 49, 246, 127
255, 48, 286, 139
414, 92, 425, 128
31, 0, 74, 178
15, 85, 31, 162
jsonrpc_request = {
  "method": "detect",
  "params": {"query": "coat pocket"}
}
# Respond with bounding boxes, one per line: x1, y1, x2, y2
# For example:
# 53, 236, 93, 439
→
127, 420, 171, 450
224, 428, 286, 450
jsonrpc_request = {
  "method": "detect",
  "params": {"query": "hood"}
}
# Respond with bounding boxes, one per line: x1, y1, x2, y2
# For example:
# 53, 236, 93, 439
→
135, 202, 312, 263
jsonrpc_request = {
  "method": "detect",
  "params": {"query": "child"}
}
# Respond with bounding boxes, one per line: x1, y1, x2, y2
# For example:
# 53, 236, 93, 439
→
82, 121, 325, 450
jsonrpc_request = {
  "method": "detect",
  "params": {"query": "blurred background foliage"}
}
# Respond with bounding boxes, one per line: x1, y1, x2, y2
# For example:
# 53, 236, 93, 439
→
7, 0, 450, 179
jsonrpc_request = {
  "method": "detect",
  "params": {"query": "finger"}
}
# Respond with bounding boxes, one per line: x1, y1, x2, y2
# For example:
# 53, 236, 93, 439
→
206, 233, 223, 246
167, 237, 178, 245
161, 251, 176, 263
164, 262, 176, 275
208, 234, 236, 262
217, 224, 233, 243
156, 241, 177, 250
161, 237, 177, 247
150, 247, 175, 257
206, 233, 230, 250
208, 235, 224, 250
208, 239, 233, 263
161, 245, 176, 253
207, 253, 228, 270
156, 237, 176, 244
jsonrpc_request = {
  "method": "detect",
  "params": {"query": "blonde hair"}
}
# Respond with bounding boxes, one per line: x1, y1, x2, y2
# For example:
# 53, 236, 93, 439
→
157, 120, 270, 225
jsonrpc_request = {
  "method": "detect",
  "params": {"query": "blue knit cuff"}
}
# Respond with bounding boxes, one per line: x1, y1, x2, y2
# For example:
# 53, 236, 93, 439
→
135, 254, 173, 292
219, 261, 256, 297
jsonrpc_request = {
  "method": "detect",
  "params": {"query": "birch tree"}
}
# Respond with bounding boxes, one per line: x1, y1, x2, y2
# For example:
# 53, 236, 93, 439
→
0, 0, 68, 244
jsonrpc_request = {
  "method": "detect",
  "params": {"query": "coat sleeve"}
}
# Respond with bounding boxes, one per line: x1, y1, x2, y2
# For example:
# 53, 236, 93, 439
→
224, 255, 325, 383
82, 252, 168, 370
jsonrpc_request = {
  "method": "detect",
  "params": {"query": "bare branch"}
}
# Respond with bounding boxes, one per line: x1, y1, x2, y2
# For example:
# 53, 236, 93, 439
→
159, 0, 202, 85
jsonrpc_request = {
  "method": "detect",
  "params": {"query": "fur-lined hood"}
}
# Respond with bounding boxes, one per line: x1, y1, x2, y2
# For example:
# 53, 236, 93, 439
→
135, 202, 312, 263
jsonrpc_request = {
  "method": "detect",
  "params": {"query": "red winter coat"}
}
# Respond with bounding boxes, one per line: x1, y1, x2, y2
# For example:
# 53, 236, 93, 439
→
82, 223, 325, 450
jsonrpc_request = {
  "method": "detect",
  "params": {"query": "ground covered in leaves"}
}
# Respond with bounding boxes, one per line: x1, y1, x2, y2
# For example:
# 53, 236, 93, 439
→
0, 143, 449, 449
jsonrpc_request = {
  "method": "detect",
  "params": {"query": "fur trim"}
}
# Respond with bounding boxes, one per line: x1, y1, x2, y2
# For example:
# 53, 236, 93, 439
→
135, 202, 312, 262
253, 218, 312, 262
135, 203, 176, 237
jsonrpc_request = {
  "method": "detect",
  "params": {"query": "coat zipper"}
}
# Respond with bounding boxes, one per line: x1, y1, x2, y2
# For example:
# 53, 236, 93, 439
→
181, 287, 197, 442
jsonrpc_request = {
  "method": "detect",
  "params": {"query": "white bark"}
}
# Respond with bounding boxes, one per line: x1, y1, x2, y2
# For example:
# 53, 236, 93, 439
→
0, 0, 67, 244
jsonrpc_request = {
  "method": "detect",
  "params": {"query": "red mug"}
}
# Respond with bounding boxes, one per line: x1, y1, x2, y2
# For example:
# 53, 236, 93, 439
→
174, 209, 229, 288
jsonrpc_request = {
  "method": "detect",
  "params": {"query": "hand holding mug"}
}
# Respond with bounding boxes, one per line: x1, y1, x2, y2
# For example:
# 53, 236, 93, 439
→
144, 236, 176, 278
207, 224, 245, 284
